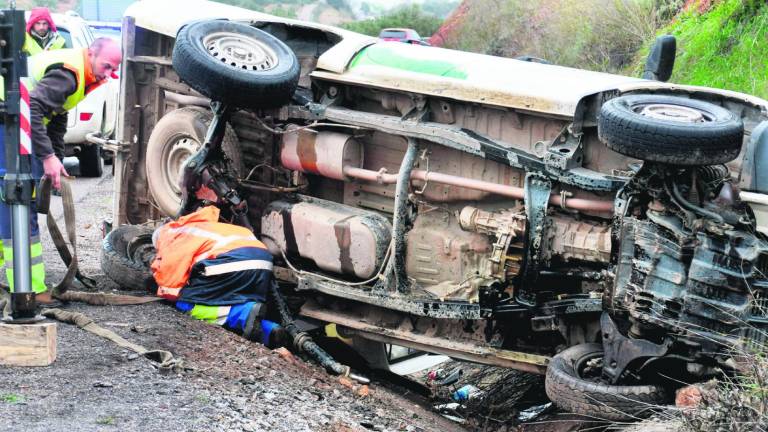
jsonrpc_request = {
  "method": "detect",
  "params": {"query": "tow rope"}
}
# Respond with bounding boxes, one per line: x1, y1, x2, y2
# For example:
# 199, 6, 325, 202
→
0, 176, 178, 372
42, 308, 182, 373
36, 176, 97, 294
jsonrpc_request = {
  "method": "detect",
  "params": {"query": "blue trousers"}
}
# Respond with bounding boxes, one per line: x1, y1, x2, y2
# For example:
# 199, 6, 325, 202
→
175, 301, 280, 346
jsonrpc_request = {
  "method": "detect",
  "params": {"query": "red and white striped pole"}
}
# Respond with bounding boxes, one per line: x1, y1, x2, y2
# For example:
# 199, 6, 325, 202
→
19, 79, 31, 156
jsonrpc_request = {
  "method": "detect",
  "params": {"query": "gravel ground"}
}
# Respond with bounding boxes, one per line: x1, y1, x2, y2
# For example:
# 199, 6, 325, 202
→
0, 172, 464, 432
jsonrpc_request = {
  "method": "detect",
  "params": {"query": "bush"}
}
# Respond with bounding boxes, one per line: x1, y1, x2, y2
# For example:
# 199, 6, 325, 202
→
440, 0, 671, 73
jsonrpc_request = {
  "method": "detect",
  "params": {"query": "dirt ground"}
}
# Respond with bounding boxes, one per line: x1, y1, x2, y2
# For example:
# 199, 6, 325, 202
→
0, 172, 638, 432
0, 172, 466, 432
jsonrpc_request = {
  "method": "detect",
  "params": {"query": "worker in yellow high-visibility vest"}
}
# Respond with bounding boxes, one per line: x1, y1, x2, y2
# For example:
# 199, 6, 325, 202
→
0, 38, 121, 305
22, 7, 66, 56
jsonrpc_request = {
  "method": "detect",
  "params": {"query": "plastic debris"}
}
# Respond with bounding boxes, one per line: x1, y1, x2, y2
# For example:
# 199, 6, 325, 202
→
517, 402, 554, 422
452, 384, 482, 402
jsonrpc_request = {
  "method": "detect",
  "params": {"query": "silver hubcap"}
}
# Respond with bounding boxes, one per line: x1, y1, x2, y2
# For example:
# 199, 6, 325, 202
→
637, 103, 709, 123
166, 136, 200, 195
203, 32, 278, 71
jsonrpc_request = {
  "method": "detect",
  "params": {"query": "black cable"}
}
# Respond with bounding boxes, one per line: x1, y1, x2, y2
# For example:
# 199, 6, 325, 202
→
269, 281, 348, 376
669, 181, 724, 224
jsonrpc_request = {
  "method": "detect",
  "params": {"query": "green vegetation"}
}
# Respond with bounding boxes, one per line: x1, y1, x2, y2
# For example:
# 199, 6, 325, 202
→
342, 5, 442, 38
655, 0, 768, 98
0, 393, 23, 404
95, 416, 116, 426
269, 5, 298, 19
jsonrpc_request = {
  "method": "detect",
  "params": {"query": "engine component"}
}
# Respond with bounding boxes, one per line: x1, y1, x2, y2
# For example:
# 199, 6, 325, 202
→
281, 128, 363, 180
618, 212, 768, 352
406, 210, 494, 301
459, 206, 526, 235
261, 195, 391, 279
612, 163, 768, 369
458, 206, 525, 281
543, 216, 611, 263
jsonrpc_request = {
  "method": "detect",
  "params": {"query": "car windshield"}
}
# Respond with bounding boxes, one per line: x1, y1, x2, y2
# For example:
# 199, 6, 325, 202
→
91, 27, 121, 47
57, 28, 73, 48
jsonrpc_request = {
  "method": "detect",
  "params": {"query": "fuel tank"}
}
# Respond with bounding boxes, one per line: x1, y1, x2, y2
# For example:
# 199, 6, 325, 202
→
261, 195, 391, 279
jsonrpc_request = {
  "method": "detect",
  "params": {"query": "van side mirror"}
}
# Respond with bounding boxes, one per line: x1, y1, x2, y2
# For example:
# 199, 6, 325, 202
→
642, 35, 676, 82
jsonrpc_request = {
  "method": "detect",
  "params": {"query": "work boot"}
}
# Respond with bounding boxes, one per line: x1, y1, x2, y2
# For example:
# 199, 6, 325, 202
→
266, 324, 290, 348
243, 303, 289, 348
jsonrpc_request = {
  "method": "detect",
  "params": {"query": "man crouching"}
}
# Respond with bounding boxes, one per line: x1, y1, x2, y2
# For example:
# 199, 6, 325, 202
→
151, 205, 287, 347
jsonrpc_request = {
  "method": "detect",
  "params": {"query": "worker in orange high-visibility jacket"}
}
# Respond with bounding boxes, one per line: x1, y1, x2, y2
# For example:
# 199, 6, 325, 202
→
151, 205, 287, 347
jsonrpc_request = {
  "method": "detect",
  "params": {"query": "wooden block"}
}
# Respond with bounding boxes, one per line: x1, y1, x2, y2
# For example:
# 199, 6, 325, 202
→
0, 322, 57, 366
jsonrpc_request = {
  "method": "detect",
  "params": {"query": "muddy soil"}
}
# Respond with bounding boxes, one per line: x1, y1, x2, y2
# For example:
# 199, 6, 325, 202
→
0, 173, 464, 432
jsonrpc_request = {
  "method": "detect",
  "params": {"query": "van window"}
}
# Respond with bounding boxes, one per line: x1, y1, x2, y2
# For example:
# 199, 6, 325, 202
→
84, 25, 95, 44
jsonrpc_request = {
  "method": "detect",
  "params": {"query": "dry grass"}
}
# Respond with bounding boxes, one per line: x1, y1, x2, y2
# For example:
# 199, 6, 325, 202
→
677, 349, 768, 432
441, 0, 683, 73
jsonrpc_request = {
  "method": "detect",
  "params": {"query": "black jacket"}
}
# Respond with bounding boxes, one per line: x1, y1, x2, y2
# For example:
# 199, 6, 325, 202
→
29, 68, 77, 160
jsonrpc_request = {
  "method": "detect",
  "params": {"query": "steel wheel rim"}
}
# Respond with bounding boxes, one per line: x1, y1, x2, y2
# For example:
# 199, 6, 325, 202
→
635, 103, 711, 123
166, 135, 200, 196
203, 31, 278, 71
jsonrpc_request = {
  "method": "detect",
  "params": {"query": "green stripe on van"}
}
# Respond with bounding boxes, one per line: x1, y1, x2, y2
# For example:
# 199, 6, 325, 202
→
349, 44, 468, 79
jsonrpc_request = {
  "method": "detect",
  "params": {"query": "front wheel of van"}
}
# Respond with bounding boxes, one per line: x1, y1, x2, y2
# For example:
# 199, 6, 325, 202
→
598, 94, 743, 165
145, 107, 243, 217
173, 19, 300, 109
545, 343, 669, 421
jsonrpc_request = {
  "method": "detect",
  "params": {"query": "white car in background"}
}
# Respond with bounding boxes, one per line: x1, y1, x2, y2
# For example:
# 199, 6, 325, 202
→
47, 12, 119, 177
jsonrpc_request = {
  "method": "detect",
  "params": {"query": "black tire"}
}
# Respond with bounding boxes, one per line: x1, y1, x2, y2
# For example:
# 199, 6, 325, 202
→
545, 343, 668, 421
145, 107, 243, 217
173, 20, 300, 108
78, 144, 103, 177
598, 94, 743, 165
100, 225, 156, 292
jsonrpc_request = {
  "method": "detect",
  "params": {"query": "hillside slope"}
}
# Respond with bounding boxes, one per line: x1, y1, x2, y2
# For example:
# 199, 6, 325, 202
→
435, 0, 767, 99
656, 0, 768, 98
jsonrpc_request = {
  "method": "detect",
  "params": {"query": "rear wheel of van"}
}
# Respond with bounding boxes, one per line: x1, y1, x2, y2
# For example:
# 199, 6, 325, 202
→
145, 107, 243, 217
172, 20, 300, 108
